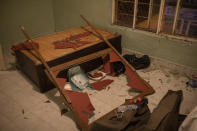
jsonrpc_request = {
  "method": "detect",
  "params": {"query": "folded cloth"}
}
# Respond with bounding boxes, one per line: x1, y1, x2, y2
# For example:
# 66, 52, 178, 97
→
11, 40, 39, 51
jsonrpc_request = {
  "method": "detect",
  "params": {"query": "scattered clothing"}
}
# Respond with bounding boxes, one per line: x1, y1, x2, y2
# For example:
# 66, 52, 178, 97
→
90, 90, 185, 131
90, 79, 114, 91
53, 32, 91, 49
89, 98, 150, 131
123, 54, 150, 70
11, 40, 39, 51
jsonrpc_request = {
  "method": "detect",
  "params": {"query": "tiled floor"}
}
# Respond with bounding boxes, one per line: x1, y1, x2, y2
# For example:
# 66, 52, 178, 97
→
0, 57, 197, 131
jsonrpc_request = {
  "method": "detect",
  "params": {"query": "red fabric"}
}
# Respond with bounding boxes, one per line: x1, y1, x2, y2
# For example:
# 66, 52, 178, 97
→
11, 40, 39, 51
53, 32, 91, 49
63, 90, 95, 126
90, 79, 114, 91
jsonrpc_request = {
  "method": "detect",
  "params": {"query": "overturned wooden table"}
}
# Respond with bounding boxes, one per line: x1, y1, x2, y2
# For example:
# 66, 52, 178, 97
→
14, 26, 121, 92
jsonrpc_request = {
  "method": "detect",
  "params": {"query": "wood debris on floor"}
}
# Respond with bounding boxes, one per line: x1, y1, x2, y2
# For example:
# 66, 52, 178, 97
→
0, 55, 196, 130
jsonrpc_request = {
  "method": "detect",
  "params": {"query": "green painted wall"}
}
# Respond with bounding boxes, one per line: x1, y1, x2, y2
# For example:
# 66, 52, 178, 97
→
53, 0, 197, 69
0, 0, 55, 67
1, 0, 196, 69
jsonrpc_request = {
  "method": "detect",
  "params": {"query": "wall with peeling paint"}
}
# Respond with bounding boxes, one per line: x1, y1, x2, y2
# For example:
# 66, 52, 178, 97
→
53, 0, 197, 69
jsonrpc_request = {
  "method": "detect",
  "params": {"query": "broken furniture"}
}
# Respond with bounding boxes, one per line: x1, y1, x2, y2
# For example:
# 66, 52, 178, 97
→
15, 15, 155, 131
14, 26, 121, 92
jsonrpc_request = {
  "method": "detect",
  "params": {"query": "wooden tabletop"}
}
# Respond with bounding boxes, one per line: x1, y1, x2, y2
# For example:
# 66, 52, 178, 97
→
17, 26, 116, 65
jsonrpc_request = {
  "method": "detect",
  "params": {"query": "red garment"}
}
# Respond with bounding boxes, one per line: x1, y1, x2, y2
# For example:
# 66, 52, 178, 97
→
90, 79, 114, 91
11, 40, 39, 51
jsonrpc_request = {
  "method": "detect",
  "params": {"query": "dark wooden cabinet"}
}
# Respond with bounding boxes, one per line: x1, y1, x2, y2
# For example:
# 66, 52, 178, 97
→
15, 26, 122, 92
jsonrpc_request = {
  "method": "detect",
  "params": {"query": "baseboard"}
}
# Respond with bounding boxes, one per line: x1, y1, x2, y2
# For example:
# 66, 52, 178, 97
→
122, 48, 197, 74
0, 44, 6, 71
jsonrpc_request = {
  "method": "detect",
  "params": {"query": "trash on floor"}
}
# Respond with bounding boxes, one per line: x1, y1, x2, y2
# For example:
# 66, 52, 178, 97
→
186, 74, 197, 88
68, 66, 90, 91
89, 96, 150, 131
90, 90, 186, 131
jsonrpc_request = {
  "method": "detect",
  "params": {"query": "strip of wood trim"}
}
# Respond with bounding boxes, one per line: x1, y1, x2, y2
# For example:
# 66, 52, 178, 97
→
172, 0, 181, 35
50, 48, 112, 72
112, 0, 117, 24
156, 0, 165, 34
0, 44, 6, 70
133, 0, 138, 29
147, 0, 153, 28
